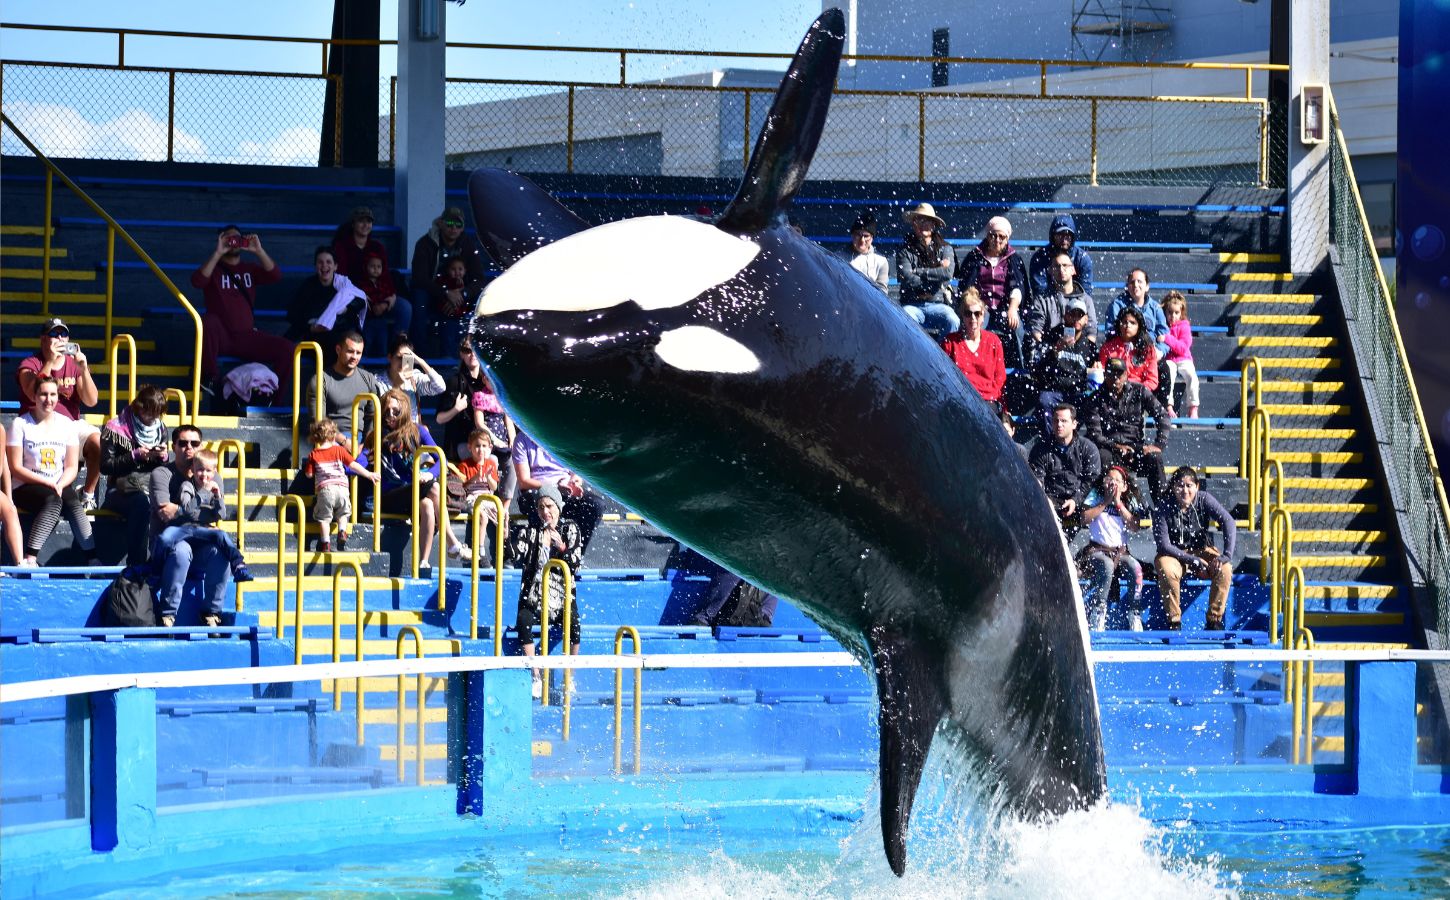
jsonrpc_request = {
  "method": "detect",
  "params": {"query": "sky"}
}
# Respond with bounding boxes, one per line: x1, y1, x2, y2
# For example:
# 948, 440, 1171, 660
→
0, 1, 825, 164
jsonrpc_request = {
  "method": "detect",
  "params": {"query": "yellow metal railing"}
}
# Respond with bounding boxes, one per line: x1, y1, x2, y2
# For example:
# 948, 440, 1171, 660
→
106, 334, 137, 421
268, 494, 306, 654
162, 387, 188, 428
410, 446, 448, 604
539, 558, 576, 741
0, 113, 203, 421
396, 625, 427, 786
1238, 357, 1264, 478
348, 392, 382, 552
1266, 507, 1293, 645
290, 341, 325, 465
468, 493, 508, 649
330, 560, 365, 714
613, 625, 642, 776
211, 438, 247, 558
1244, 407, 1273, 531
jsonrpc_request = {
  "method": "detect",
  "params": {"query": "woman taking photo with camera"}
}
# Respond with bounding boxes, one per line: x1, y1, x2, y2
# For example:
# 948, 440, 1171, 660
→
376, 334, 444, 425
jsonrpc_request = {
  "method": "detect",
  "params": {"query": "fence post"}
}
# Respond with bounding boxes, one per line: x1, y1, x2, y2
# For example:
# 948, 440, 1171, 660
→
917, 95, 926, 182
89, 687, 157, 852
567, 86, 575, 174
1353, 661, 1417, 797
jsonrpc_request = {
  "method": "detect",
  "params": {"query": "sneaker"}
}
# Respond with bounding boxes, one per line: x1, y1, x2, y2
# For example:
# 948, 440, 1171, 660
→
1205, 617, 1224, 631
231, 562, 255, 583
81, 492, 97, 512
318, 539, 332, 555
1188, 405, 1200, 419
19, 557, 39, 568
531, 677, 543, 700
336, 531, 348, 551
160, 615, 175, 628
1165, 621, 1182, 631
447, 543, 471, 561
1128, 613, 1145, 632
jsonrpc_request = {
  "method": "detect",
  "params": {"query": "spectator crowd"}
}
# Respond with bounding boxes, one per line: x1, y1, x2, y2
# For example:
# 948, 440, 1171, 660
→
3, 201, 1233, 670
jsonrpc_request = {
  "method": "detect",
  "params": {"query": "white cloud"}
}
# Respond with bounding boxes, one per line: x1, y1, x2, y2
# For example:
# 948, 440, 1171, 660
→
2, 101, 206, 162
235, 126, 323, 166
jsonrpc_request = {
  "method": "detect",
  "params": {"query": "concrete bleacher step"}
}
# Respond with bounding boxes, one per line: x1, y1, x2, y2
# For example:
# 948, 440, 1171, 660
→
298, 637, 461, 656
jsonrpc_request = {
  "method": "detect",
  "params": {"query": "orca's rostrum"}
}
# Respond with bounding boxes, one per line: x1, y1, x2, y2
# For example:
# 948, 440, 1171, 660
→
466, 8, 1105, 876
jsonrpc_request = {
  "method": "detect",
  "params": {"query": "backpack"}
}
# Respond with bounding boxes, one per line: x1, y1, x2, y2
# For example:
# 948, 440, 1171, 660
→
718, 581, 773, 628
101, 566, 157, 627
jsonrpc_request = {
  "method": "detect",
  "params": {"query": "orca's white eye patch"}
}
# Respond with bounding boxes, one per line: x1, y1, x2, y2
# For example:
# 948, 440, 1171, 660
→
654, 326, 760, 374
477, 216, 760, 316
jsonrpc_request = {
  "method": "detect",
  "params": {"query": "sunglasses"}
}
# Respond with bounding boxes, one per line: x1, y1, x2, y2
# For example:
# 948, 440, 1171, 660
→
176, 439, 202, 448
965, 310, 985, 319
46, 329, 68, 338
442, 220, 464, 228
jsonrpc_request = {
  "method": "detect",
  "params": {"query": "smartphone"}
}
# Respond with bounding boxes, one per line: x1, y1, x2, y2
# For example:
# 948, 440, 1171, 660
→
225, 234, 248, 249
400, 350, 416, 378
63, 342, 81, 357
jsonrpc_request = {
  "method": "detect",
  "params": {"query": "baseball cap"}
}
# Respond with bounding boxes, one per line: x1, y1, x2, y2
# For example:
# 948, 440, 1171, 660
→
1106, 356, 1127, 376
38, 316, 69, 336
1066, 297, 1089, 315
350, 206, 375, 222
440, 207, 466, 225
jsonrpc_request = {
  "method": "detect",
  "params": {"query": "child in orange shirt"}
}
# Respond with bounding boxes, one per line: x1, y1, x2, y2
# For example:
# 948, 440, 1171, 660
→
455, 428, 502, 524
304, 418, 380, 552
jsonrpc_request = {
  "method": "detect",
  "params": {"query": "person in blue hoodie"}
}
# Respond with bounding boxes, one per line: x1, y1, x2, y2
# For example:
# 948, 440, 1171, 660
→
1104, 267, 1170, 367
1029, 214, 1094, 302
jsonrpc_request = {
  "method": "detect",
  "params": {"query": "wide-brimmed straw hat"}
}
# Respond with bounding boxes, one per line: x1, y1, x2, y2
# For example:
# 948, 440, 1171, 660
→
902, 202, 945, 228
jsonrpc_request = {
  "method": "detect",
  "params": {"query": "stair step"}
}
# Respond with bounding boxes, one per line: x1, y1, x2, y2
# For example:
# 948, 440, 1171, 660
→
1273, 428, 1358, 440
298, 637, 462, 655
1315, 735, 1344, 752
92, 364, 193, 377
1318, 641, 1411, 650
1292, 554, 1388, 568
1231, 293, 1316, 303
1238, 336, 1338, 350
1277, 502, 1378, 514
360, 707, 448, 725
1275, 452, 1364, 464
257, 608, 424, 627
1302, 583, 1397, 599
1282, 477, 1375, 490
5, 336, 158, 352
0, 267, 95, 282
325, 675, 448, 693
1219, 253, 1282, 264
1248, 357, 1340, 371
0, 246, 68, 259
1237, 314, 1323, 327
0, 225, 54, 236
238, 575, 414, 593
6, 312, 141, 326
1303, 612, 1405, 627
1258, 404, 1351, 417
0, 291, 106, 304
1258, 381, 1346, 393
378, 743, 449, 762
1293, 529, 1388, 543
1309, 700, 1344, 717
1228, 272, 1295, 282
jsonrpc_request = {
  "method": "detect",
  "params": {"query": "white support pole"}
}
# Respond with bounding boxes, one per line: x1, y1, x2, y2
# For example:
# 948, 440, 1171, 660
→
1285, 0, 1330, 275
395, 0, 449, 252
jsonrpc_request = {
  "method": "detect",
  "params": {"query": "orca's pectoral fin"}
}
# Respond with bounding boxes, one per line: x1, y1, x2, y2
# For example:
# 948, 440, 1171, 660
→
466, 168, 592, 268
716, 9, 846, 235
869, 624, 948, 877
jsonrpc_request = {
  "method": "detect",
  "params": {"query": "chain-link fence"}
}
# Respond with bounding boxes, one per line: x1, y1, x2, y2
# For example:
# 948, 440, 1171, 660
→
410, 78, 1272, 187
1, 62, 339, 166
1328, 104, 1450, 643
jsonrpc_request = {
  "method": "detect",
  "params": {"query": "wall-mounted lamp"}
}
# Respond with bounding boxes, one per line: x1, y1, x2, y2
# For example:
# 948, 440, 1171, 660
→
1300, 83, 1326, 144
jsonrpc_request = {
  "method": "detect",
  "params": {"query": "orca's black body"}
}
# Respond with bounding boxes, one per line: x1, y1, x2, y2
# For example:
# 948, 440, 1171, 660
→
466, 9, 1105, 875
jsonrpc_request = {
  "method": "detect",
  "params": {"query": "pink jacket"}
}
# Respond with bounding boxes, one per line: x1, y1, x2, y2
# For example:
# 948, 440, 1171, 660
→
1164, 319, 1194, 363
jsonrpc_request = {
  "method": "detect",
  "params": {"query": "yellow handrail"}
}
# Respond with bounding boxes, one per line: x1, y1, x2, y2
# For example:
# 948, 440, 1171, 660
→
161, 387, 188, 429
1295, 628, 1317, 765
106, 334, 137, 421
348, 392, 382, 552
1260, 457, 1285, 551
1245, 407, 1272, 530
290, 341, 324, 464
1266, 507, 1293, 645
330, 559, 365, 714
613, 625, 642, 776
1, 112, 203, 423
1238, 357, 1263, 477
410, 446, 448, 605
396, 625, 426, 786
468, 493, 508, 649
268, 494, 306, 653
211, 438, 247, 559
539, 558, 576, 740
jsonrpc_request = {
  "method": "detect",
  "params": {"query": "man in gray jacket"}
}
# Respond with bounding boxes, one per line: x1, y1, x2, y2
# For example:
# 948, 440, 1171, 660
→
149, 425, 232, 628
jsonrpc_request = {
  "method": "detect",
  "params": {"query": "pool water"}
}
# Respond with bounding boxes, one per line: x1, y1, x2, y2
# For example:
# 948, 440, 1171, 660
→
84, 804, 1450, 898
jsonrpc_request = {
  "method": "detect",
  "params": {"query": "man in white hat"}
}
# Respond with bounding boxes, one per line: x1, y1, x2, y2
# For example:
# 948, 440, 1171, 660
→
894, 202, 959, 337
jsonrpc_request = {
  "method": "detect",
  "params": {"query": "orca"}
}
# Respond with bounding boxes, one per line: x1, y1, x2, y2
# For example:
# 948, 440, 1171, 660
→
466, 8, 1105, 876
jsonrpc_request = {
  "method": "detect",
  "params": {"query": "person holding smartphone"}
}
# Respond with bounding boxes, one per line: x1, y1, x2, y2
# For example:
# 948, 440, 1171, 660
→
15, 317, 102, 511
191, 224, 295, 403
376, 333, 444, 424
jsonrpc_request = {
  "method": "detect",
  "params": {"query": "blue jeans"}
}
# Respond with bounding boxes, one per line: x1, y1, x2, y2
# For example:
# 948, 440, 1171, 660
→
157, 537, 233, 618
363, 296, 414, 358
903, 303, 961, 337
157, 524, 243, 567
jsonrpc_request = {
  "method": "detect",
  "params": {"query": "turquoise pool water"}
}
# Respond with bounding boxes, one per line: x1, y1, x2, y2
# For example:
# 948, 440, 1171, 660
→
83, 807, 1450, 898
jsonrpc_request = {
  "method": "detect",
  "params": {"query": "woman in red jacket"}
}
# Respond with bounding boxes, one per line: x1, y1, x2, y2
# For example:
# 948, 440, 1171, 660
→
941, 288, 1006, 406
1099, 305, 1159, 392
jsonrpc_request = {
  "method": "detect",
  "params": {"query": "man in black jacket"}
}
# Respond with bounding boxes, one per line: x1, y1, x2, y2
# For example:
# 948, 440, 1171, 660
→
1029, 403, 1100, 535
408, 206, 488, 355
1153, 466, 1237, 630
1083, 357, 1170, 502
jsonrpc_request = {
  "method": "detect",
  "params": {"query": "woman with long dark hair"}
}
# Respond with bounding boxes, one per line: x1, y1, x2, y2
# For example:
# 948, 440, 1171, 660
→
1099, 305, 1159, 392
99, 384, 171, 564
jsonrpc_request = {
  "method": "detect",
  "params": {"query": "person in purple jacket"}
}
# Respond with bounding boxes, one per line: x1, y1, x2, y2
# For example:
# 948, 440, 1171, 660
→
1153, 466, 1236, 631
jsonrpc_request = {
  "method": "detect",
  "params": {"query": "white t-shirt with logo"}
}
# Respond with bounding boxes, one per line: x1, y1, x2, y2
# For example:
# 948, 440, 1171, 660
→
7, 413, 77, 484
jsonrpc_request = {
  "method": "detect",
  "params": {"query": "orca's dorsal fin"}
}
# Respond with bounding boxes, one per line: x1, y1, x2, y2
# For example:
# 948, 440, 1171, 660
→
467, 168, 592, 268
869, 624, 948, 877
716, 9, 846, 235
